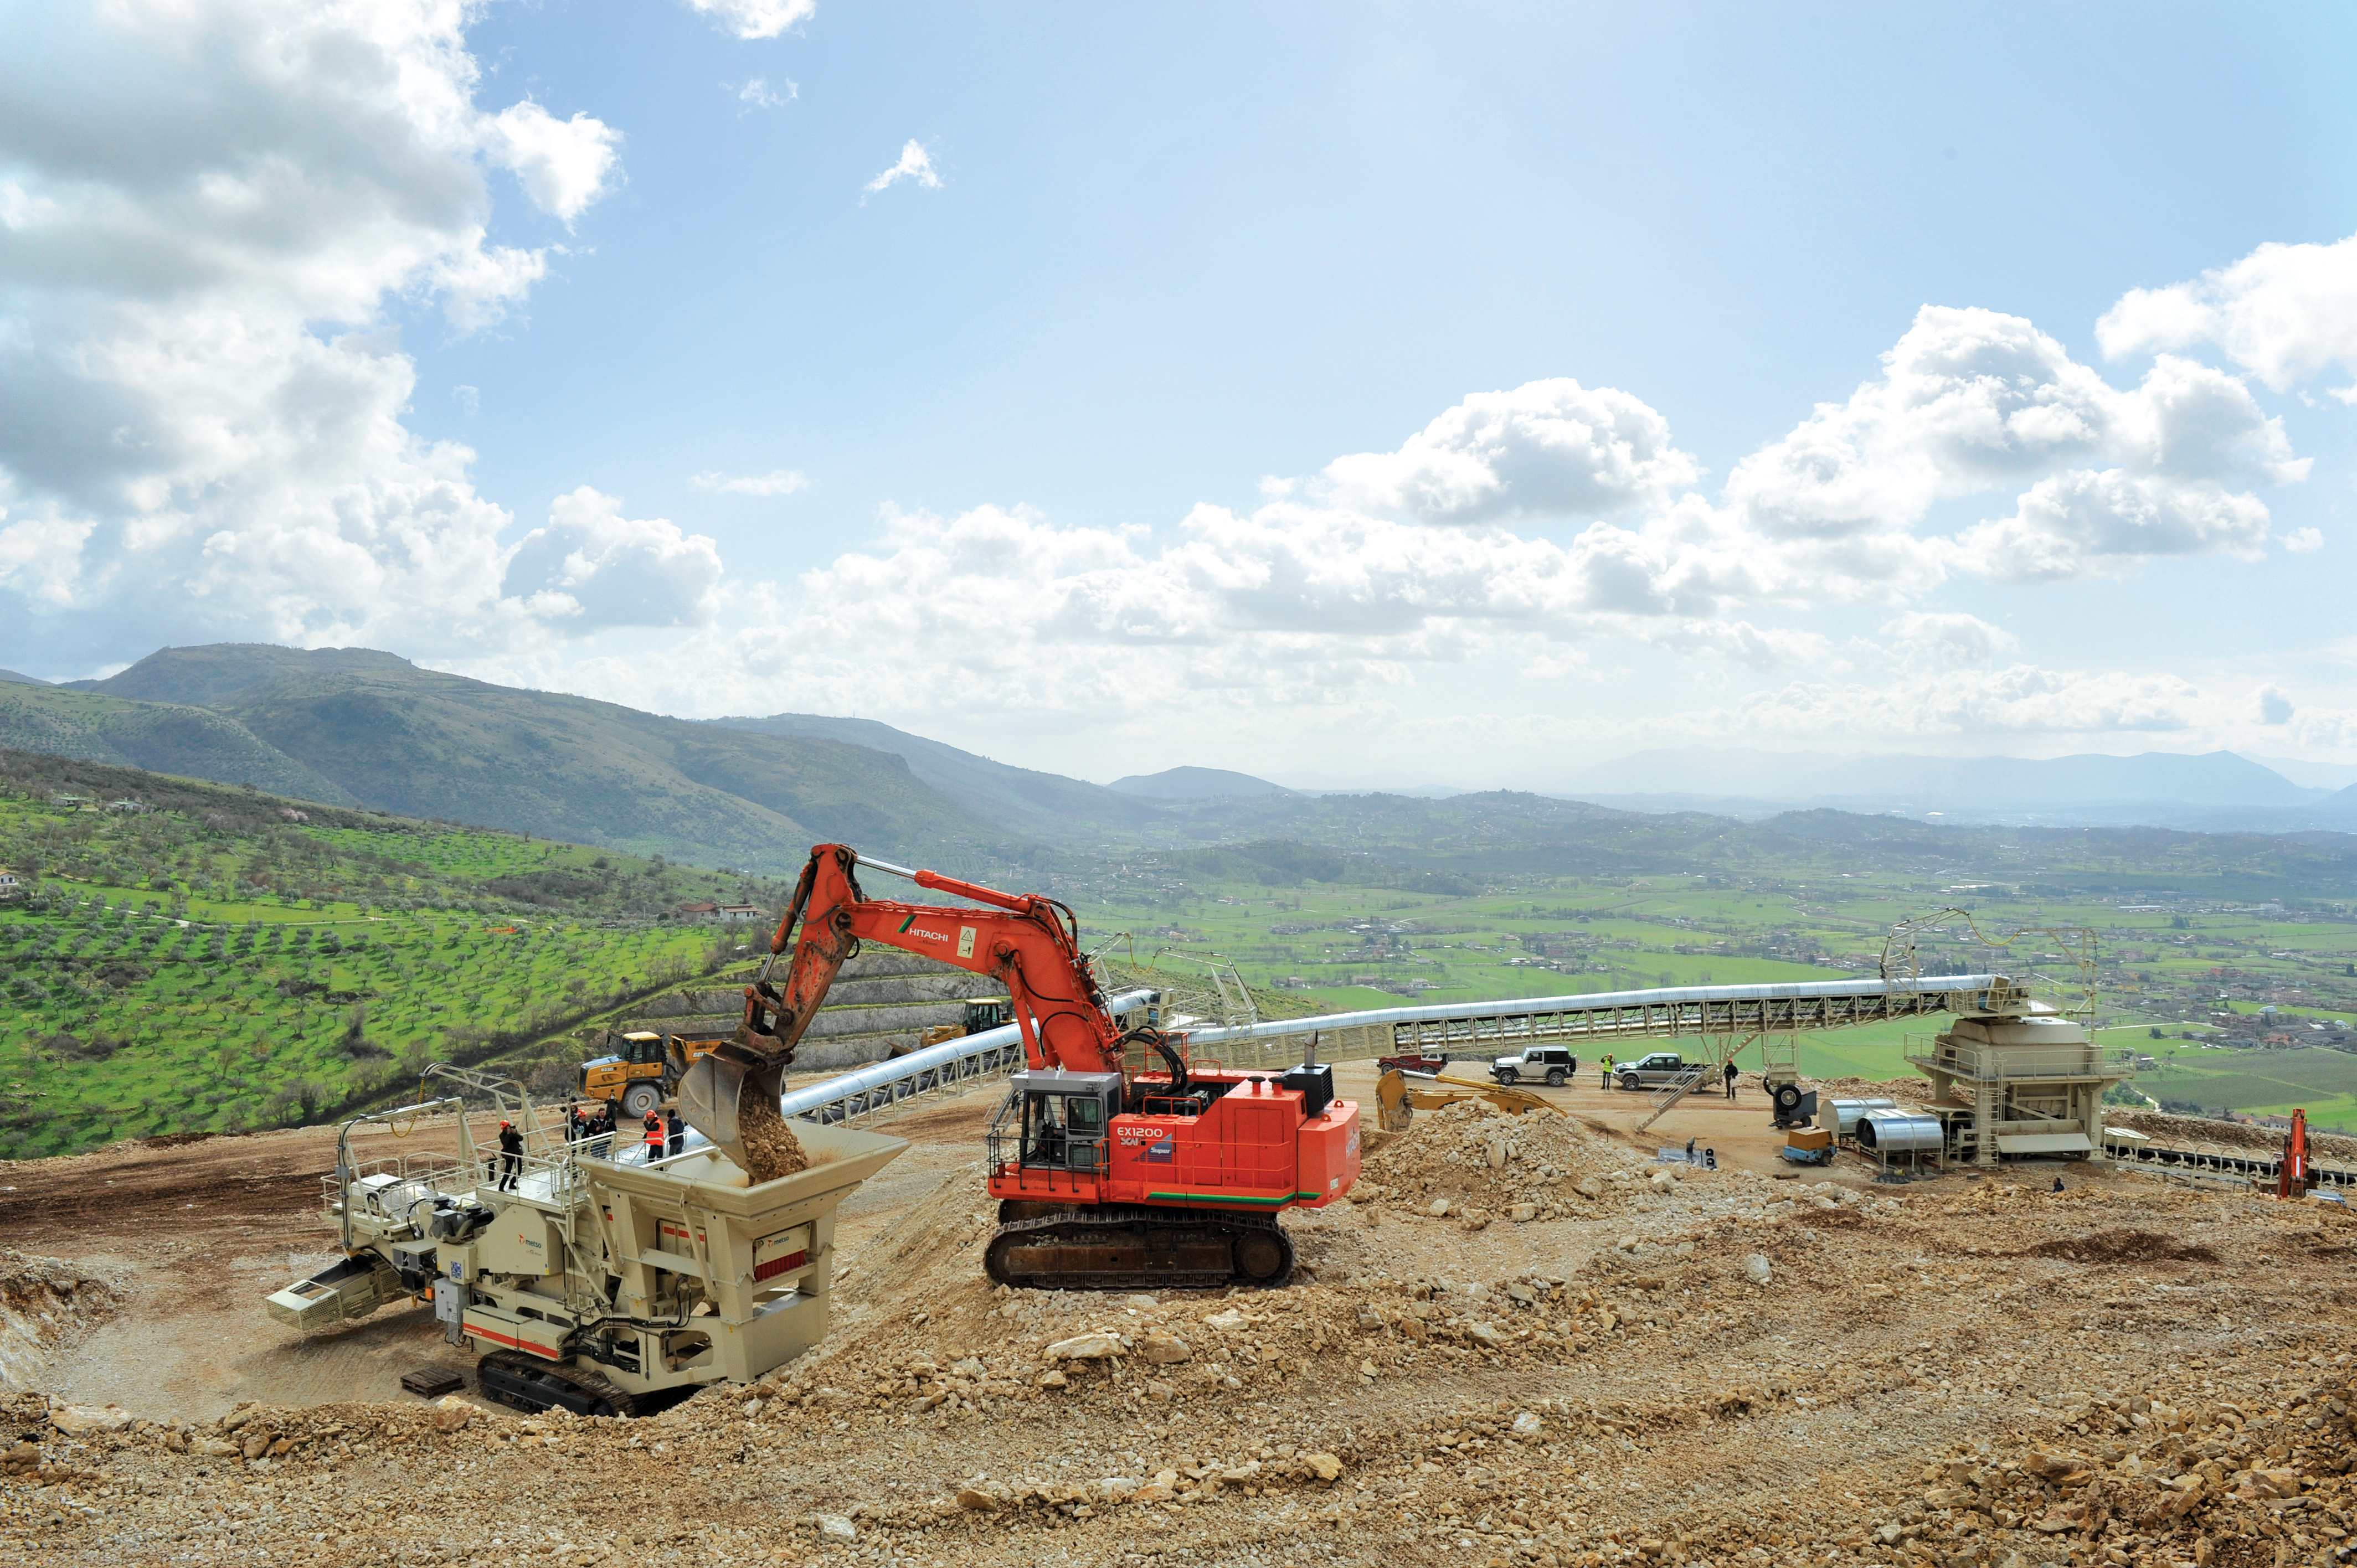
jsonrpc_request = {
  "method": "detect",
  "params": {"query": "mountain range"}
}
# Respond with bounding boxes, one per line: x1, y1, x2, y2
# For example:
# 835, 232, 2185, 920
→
0, 646, 1012, 871
1109, 766, 1294, 801
708, 711, 1160, 838
6, 644, 2357, 866
1557, 745, 2357, 829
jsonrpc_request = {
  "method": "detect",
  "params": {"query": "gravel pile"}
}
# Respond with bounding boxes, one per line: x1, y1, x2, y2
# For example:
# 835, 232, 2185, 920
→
1350, 1097, 1653, 1226
1806, 1075, 1936, 1105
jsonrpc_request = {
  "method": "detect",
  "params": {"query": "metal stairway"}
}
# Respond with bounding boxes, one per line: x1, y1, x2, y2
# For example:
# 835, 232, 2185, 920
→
1635, 1068, 1711, 1134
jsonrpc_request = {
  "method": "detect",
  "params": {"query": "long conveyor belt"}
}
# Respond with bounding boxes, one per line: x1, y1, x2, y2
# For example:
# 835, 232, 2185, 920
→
1176, 973, 2011, 1069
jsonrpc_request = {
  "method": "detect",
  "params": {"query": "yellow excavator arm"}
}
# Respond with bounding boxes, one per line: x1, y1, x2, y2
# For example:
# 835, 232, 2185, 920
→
1376, 1069, 1566, 1132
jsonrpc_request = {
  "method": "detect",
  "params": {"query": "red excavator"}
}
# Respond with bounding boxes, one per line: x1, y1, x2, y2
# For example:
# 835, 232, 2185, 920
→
677, 844, 1360, 1289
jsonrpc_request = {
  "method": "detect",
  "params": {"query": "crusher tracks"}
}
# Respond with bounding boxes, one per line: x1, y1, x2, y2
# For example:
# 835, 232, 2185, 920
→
983, 1203, 1295, 1292
476, 1349, 645, 1418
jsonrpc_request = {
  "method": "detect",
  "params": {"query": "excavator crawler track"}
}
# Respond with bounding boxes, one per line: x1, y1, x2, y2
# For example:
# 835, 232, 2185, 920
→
983, 1205, 1295, 1292
476, 1349, 644, 1419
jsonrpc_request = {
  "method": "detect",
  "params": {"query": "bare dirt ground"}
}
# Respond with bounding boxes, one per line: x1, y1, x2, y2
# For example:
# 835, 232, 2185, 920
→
6, 1065, 2355, 1568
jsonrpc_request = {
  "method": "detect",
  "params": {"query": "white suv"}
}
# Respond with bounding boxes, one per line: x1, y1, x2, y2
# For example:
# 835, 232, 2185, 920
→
1490, 1046, 1575, 1086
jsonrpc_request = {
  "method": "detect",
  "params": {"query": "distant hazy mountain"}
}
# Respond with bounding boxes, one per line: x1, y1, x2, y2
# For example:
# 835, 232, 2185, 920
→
1562, 747, 2325, 824
1567, 746, 1844, 800
1109, 766, 1294, 801
2242, 753, 2357, 791
711, 712, 1165, 834
1, 644, 1003, 870
2315, 782, 2357, 821
0, 669, 53, 686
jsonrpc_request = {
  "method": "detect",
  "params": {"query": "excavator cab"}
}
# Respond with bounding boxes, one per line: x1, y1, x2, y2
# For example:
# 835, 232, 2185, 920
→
1006, 1070, 1121, 1172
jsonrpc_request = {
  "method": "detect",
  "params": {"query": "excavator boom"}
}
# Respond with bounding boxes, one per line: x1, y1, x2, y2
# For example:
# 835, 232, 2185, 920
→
678, 845, 1130, 1167
676, 843, 1360, 1290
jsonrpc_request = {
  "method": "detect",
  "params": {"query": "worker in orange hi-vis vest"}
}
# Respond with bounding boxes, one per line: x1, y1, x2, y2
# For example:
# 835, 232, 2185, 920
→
642, 1111, 665, 1164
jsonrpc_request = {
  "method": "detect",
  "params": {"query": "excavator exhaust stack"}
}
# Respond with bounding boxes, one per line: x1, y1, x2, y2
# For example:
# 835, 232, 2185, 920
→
677, 1041, 785, 1174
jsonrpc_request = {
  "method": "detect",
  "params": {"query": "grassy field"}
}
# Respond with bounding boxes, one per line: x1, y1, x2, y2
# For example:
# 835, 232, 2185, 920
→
1066, 845, 2357, 1133
2128, 1044, 2357, 1129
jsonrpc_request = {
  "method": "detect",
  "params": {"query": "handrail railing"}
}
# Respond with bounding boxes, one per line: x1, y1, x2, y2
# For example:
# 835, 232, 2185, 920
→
1907, 1040, 2134, 1081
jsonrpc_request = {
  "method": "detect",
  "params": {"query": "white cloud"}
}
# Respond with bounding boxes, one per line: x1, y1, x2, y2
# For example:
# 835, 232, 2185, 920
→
1314, 379, 1700, 525
685, 0, 817, 40
1722, 310, 2300, 593
452, 384, 481, 416
2256, 684, 2295, 726
1696, 665, 2207, 740
691, 468, 810, 497
2284, 526, 2324, 553
502, 488, 723, 628
426, 243, 550, 336
545, 302, 2318, 741
732, 77, 796, 111
0, 0, 621, 667
1879, 611, 2018, 669
1956, 470, 2273, 583
2098, 231, 2357, 389
0, 516, 96, 606
482, 100, 622, 228
864, 141, 943, 196
1635, 620, 1836, 673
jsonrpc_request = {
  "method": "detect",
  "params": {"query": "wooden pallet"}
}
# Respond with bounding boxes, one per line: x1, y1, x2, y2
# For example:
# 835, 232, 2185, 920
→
399, 1368, 464, 1398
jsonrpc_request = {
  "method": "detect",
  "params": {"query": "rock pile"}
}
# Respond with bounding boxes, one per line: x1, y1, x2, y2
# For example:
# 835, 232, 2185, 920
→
0, 1252, 120, 1393
1350, 1097, 1649, 1226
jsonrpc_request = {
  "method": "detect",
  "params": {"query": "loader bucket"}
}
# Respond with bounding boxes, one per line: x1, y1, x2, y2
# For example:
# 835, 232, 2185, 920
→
677, 1040, 786, 1173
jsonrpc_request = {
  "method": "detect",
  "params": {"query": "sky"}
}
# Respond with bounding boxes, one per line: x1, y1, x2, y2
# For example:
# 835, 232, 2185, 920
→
4, 1, 2357, 789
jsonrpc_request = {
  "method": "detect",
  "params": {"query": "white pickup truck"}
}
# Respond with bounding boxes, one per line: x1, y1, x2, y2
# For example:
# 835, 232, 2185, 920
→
1489, 1045, 1576, 1086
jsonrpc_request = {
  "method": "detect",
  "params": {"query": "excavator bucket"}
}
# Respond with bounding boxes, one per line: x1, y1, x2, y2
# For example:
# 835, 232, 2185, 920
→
677, 1041, 785, 1173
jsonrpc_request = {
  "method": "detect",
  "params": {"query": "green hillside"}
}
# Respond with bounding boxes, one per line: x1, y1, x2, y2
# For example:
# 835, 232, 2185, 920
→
0, 683, 357, 803
12, 645, 1010, 872
714, 711, 1166, 837
0, 749, 794, 1158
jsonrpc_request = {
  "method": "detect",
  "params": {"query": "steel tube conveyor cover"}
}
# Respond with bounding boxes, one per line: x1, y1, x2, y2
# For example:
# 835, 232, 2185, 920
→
773, 988, 1159, 1120
1830, 1097, 1900, 1138
1178, 974, 2006, 1049
1856, 1109, 1942, 1154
